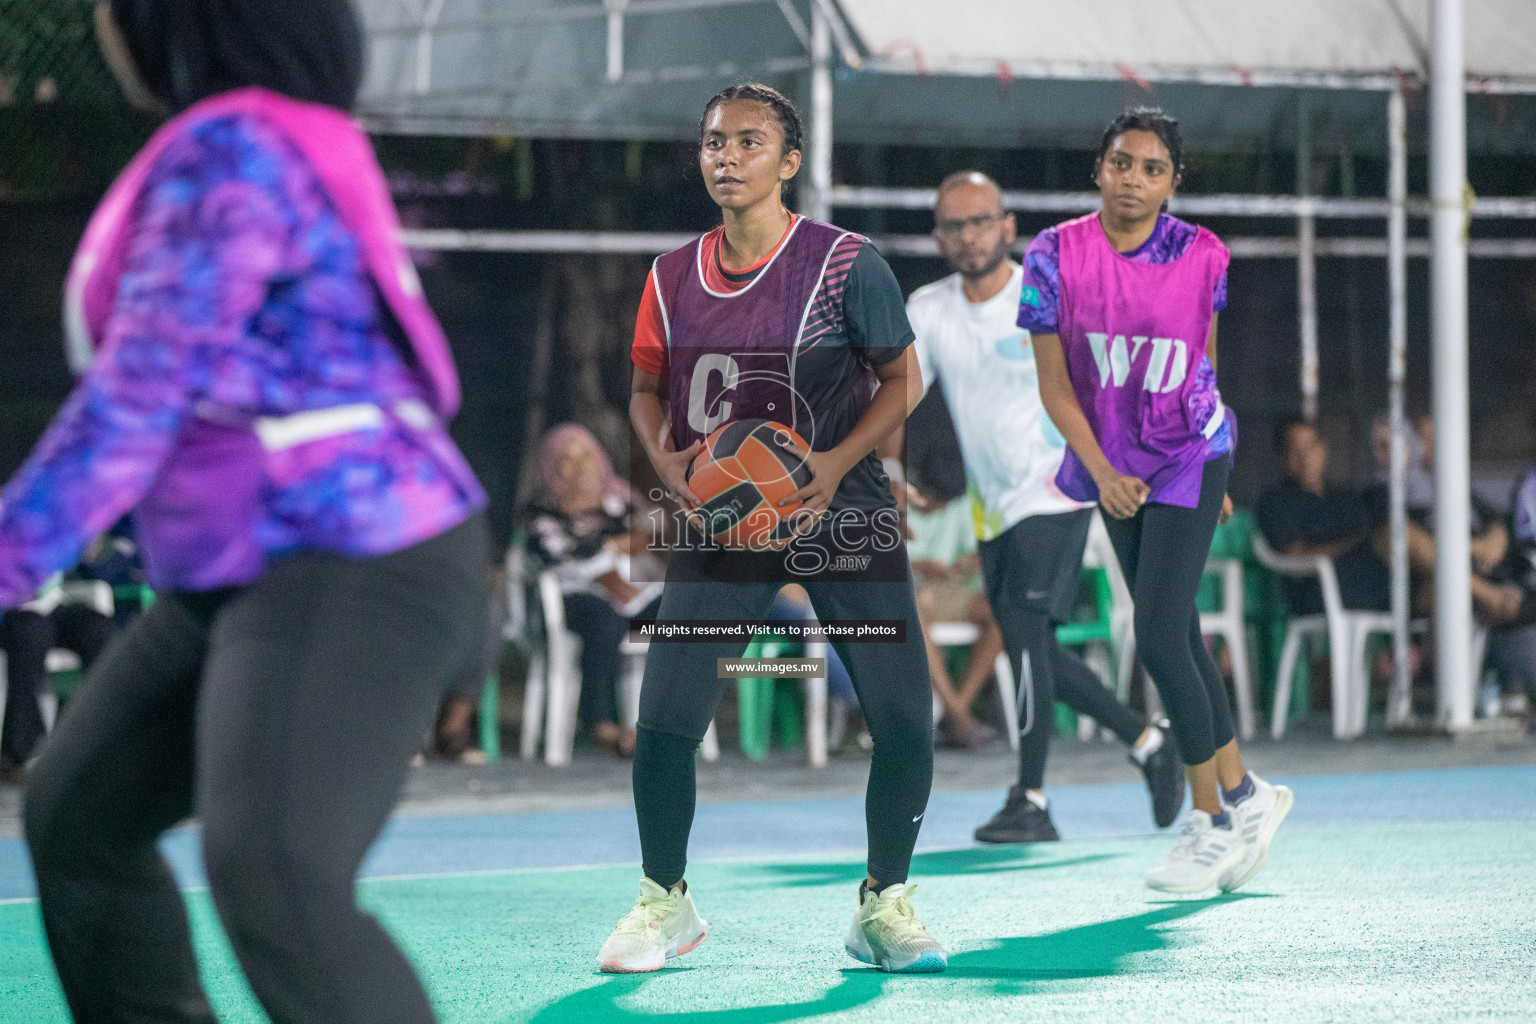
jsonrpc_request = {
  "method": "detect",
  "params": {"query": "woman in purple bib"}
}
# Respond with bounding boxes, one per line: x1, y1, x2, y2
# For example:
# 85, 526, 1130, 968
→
3, 3, 487, 1020
606, 85, 947, 975
1029, 109, 1293, 895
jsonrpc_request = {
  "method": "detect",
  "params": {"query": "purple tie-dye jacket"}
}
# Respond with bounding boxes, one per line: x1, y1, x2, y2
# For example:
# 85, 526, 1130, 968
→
0, 113, 484, 607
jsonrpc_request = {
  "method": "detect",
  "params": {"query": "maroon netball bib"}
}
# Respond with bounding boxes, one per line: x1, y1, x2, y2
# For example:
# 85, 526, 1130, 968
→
651, 217, 853, 453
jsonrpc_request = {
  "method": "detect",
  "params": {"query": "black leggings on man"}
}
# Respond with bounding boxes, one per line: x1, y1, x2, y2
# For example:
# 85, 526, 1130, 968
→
0, 604, 115, 768
24, 514, 487, 1024
978, 508, 1149, 790
1101, 455, 1235, 766
633, 573, 932, 888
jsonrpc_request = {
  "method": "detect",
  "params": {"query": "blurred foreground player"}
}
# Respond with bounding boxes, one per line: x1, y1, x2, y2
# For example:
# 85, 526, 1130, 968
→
2, 3, 487, 1021
1028, 108, 1292, 893
906, 171, 1186, 844
603, 84, 946, 974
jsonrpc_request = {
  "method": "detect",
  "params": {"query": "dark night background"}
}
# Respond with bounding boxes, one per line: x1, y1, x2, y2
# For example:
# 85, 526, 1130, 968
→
5, 6, 1536, 551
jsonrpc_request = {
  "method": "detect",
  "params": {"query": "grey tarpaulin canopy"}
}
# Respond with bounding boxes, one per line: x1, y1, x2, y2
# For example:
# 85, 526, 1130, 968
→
358, 0, 1536, 152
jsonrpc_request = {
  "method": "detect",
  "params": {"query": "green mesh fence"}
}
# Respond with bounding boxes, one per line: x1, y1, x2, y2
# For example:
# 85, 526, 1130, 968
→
0, 0, 149, 201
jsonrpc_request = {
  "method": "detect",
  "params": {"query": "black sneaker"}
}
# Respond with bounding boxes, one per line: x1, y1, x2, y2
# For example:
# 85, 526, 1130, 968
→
1134, 721, 1185, 829
973, 786, 1061, 844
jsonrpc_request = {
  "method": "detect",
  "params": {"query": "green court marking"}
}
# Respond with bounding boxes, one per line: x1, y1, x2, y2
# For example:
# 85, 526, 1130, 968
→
3, 822, 1534, 1023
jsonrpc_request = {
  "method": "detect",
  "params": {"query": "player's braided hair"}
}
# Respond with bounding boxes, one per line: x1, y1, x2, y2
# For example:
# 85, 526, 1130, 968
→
1096, 106, 1185, 178
699, 83, 803, 155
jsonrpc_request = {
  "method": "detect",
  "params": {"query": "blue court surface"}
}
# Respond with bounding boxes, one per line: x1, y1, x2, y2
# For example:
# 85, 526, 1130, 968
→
2, 764, 1534, 1022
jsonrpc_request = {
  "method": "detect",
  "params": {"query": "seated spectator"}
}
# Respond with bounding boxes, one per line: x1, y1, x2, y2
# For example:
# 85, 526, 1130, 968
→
524, 424, 661, 758
419, 563, 508, 765
906, 437, 1002, 750
1256, 417, 1391, 616
1369, 414, 1507, 576
0, 574, 116, 784
1455, 463, 1536, 717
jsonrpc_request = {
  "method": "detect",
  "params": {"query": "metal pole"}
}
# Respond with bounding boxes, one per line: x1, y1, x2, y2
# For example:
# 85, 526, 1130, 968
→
413, 0, 449, 96
823, 185, 1536, 220
1297, 97, 1319, 423
396, 227, 1536, 260
1431, 0, 1475, 729
804, 1, 833, 222
605, 0, 627, 83
1385, 86, 1414, 729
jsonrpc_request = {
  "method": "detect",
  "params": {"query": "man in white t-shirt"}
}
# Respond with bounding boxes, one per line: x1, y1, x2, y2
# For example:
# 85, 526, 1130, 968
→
907, 172, 1183, 843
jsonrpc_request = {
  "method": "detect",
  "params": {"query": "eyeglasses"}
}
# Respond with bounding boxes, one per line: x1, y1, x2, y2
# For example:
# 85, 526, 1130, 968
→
933, 213, 1006, 239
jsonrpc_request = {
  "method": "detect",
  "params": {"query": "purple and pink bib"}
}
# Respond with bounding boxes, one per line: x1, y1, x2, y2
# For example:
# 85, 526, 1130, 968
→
1054, 213, 1232, 509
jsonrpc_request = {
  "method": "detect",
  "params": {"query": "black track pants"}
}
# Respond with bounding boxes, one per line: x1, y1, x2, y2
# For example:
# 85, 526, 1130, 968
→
978, 509, 1148, 791
24, 514, 487, 1024
1, 605, 115, 765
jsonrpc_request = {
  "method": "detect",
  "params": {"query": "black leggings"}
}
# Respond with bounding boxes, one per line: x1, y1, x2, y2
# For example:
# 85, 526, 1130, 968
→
1102, 456, 1235, 766
633, 574, 932, 887
1, 604, 115, 766
24, 514, 487, 1024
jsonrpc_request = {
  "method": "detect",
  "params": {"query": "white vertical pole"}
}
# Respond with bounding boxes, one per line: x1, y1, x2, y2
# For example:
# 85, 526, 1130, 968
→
413, 0, 449, 96
1431, 0, 1474, 729
805, 1, 833, 223
1385, 86, 1414, 728
1297, 98, 1319, 423
605, 0, 627, 83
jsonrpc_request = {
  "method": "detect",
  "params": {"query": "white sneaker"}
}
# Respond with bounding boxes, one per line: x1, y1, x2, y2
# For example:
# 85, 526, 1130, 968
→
597, 878, 708, 974
844, 883, 947, 973
1220, 774, 1294, 892
1144, 810, 1247, 894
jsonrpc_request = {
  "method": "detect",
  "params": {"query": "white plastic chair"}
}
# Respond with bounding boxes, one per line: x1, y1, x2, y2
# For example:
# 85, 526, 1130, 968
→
803, 638, 830, 768
697, 629, 829, 768
1254, 533, 1382, 740
1199, 557, 1258, 740
529, 572, 651, 767
503, 545, 641, 766
927, 620, 1018, 752
503, 545, 547, 761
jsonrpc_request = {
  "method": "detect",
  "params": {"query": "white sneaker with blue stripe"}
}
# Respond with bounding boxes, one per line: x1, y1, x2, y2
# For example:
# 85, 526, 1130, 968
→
1145, 810, 1247, 894
1220, 773, 1294, 891
845, 883, 947, 973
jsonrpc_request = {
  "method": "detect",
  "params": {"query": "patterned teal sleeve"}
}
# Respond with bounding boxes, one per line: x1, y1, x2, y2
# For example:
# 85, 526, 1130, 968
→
1016, 227, 1061, 333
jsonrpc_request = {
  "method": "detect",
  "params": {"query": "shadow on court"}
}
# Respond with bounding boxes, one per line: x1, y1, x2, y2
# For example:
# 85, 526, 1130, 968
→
739, 845, 1124, 887
519, 890, 1257, 1024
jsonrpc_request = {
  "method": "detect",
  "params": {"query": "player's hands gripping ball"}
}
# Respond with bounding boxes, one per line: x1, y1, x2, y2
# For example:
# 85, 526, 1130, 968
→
686, 420, 816, 550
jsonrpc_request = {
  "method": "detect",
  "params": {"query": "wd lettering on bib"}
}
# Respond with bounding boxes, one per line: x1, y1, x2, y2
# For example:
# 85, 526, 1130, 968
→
1086, 333, 1188, 393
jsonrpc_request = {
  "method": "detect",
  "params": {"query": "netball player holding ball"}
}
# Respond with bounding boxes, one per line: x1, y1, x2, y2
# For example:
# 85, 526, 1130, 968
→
604, 84, 946, 973
1027, 109, 1292, 893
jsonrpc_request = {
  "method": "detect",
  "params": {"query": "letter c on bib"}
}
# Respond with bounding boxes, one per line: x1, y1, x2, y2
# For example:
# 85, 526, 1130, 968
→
688, 353, 740, 434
